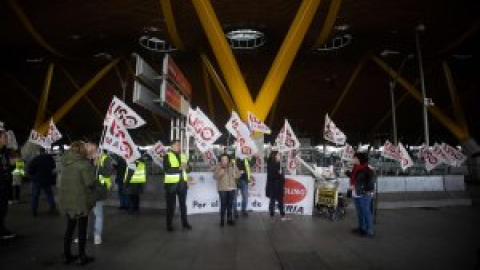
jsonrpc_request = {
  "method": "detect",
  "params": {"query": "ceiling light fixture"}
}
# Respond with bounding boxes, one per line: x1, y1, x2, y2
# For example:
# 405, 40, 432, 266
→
139, 35, 176, 52
226, 29, 266, 50
380, 49, 401, 57
25, 57, 44, 63
316, 34, 352, 52
333, 24, 350, 31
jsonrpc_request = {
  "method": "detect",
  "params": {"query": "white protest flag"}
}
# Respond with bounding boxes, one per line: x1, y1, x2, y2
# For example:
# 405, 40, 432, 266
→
323, 114, 346, 145
187, 107, 222, 153
146, 141, 167, 167
28, 119, 63, 148
6, 130, 18, 150
203, 148, 217, 167
287, 150, 299, 173
381, 140, 401, 161
226, 111, 258, 158
432, 143, 450, 165
441, 142, 467, 167
341, 143, 355, 162
104, 96, 146, 129
47, 119, 62, 143
398, 143, 413, 171
275, 120, 301, 153
419, 145, 442, 171
247, 111, 271, 134
102, 115, 141, 164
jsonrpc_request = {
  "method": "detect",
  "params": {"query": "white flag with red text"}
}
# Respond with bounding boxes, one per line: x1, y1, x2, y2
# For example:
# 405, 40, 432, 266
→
187, 107, 222, 153
102, 115, 141, 164
203, 148, 217, 167
247, 111, 271, 134
146, 141, 167, 167
28, 119, 63, 148
419, 145, 442, 171
398, 143, 413, 170
381, 141, 413, 170
440, 142, 467, 167
226, 111, 258, 158
275, 120, 300, 153
341, 144, 355, 162
323, 114, 346, 145
104, 96, 146, 129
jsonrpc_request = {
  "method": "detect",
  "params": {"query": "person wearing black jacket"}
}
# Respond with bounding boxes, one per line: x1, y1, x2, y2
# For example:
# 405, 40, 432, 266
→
0, 130, 16, 240
28, 148, 57, 216
347, 152, 375, 237
163, 140, 192, 232
266, 150, 289, 220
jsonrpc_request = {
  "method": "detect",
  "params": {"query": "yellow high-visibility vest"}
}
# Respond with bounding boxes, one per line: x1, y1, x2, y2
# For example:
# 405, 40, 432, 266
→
164, 152, 188, 184
244, 158, 251, 182
98, 154, 112, 189
124, 161, 146, 184
12, 160, 25, 177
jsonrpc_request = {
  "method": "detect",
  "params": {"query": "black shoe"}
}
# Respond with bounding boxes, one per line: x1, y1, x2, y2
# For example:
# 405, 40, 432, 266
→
220, 220, 225, 227
351, 228, 365, 235
234, 213, 239, 219
77, 255, 95, 266
167, 226, 175, 232
182, 223, 192, 230
242, 211, 248, 217
227, 220, 235, 226
63, 255, 79, 265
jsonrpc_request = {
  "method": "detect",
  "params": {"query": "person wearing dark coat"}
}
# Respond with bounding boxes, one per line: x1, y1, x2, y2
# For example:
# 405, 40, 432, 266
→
27, 148, 57, 216
266, 150, 289, 220
346, 152, 375, 237
0, 130, 16, 240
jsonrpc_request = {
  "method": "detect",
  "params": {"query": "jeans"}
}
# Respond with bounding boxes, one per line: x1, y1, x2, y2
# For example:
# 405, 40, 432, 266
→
353, 195, 373, 234
117, 182, 130, 209
92, 201, 104, 237
64, 215, 88, 257
218, 190, 235, 222
31, 182, 56, 215
233, 179, 248, 215
165, 181, 189, 228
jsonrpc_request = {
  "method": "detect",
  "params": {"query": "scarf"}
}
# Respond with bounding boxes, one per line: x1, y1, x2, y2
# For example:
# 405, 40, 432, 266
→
349, 163, 369, 186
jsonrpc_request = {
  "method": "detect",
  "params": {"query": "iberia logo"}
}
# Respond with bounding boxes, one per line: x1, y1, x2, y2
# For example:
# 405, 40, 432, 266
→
283, 179, 307, 204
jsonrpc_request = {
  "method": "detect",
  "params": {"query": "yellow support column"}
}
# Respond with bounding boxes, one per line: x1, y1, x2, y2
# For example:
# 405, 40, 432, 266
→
201, 54, 236, 113
159, 0, 184, 50
442, 61, 469, 134
192, 0, 254, 119
371, 56, 469, 141
202, 63, 215, 119
34, 63, 54, 129
331, 56, 367, 118
254, 0, 322, 120
311, 0, 343, 49
37, 58, 120, 134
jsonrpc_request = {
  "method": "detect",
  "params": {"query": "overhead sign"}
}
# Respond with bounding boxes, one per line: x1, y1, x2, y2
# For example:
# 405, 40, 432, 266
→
163, 54, 192, 100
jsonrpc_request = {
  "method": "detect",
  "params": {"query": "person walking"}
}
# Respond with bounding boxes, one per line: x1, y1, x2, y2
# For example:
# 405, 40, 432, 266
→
214, 154, 239, 227
266, 151, 289, 221
58, 141, 96, 265
347, 152, 375, 237
28, 148, 57, 216
163, 140, 192, 232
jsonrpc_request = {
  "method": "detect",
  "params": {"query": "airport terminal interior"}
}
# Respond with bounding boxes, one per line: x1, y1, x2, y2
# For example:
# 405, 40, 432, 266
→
0, 0, 479, 269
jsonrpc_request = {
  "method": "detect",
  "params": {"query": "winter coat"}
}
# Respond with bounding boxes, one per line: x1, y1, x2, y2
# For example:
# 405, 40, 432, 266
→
213, 163, 239, 191
58, 150, 96, 217
353, 167, 375, 196
27, 154, 56, 186
266, 160, 285, 199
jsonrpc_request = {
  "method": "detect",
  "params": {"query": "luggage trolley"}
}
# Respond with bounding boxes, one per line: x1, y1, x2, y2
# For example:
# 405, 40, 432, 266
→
314, 167, 347, 221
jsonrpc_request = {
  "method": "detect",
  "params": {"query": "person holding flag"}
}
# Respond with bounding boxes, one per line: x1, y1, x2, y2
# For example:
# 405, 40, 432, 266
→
233, 157, 253, 218
163, 140, 192, 232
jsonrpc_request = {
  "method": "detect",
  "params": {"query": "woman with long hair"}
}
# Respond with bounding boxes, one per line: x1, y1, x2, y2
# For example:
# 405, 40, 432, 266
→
266, 150, 289, 220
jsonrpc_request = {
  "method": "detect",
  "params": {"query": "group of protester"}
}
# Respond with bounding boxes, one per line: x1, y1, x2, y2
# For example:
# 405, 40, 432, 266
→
0, 128, 376, 267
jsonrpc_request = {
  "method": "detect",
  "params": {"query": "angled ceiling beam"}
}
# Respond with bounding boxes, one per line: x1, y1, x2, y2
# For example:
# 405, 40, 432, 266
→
1, 72, 39, 104
435, 18, 480, 56
7, 0, 68, 58
442, 61, 469, 134
202, 62, 215, 119
34, 63, 54, 129
159, 0, 184, 50
57, 65, 104, 120
37, 58, 120, 134
200, 54, 236, 114
254, 0, 322, 120
311, 0, 344, 49
268, 96, 280, 129
371, 56, 469, 141
192, 0, 255, 119
369, 91, 409, 135
330, 56, 368, 118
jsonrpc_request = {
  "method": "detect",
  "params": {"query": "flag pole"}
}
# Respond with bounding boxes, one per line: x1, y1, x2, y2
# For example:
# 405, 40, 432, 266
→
95, 124, 108, 177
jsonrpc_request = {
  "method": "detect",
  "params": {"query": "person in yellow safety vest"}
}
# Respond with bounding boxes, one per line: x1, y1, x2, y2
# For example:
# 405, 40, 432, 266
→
84, 143, 116, 245
11, 152, 25, 204
233, 157, 254, 218
163, 140, 192, 232
124, 159, 146, 214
